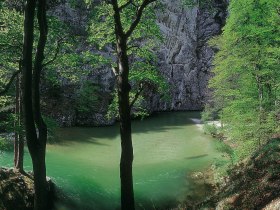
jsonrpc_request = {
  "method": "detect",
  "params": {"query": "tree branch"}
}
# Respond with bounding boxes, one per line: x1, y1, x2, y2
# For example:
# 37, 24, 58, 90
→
111, 0, 125, 37
125, 0, 156, 38
129, 83, 144, 109
42, 36, 64, 67
119, 0, 139, 11
0, 43, 22, 52
0, 68, 21, 96
119, 0, 131, 11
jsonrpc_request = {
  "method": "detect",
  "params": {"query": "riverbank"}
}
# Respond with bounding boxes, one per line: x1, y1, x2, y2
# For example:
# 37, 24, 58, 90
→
198, 137, 280, 210
180, 118, 280, 209
0, 168, 55, 210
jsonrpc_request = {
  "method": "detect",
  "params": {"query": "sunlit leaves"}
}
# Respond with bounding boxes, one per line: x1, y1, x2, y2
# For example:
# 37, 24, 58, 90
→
87, 0, 168, 117
207, 0, 280, 159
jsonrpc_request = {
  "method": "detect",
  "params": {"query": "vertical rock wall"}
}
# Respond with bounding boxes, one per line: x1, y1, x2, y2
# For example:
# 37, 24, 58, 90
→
151, 0, 228, 111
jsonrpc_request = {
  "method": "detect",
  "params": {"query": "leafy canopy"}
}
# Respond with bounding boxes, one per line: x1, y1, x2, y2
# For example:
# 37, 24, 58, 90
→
205, 0, 280, 159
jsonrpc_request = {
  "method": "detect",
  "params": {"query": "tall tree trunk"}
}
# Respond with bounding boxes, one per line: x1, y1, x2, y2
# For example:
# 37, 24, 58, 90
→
117, 39, 135, 210
14, 77, 19, 168
32, 0, 48, 209
110, 1, 156, 209
14, 74, 24, 172
22, 0, 38, 171
22, 0, 48, 209
111, 1, 135, 208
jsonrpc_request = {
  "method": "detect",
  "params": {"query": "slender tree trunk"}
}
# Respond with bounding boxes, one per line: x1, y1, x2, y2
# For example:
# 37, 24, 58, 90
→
16, 131, 24, 172
14, 74, 24, 172
32, 0, 48, 208
22, 0, 48, 209
111, 2, 135, 208
22, 0, 38, 168
32, 148, 47, 210
14, 77, 19, 167
117, 39, 135, 210
17, 97, 24, 172
110, 1, 157, 209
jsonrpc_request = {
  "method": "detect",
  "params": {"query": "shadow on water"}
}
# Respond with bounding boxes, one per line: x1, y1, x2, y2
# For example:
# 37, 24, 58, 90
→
55, 186, 180, 210
185, 154, 209, 160
54, 179, 118, 210
52, 111, 202, 146
54, 176, 180, 210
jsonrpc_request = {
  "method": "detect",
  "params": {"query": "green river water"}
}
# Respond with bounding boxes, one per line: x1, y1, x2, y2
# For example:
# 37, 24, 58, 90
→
0, 112, 222, 210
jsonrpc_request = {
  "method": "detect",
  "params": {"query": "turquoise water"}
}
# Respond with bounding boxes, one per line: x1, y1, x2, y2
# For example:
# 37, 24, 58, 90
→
0, 112, 221, 209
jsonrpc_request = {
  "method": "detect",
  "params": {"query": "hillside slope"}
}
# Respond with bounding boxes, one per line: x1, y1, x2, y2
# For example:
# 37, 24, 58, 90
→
212, 138, 280, 210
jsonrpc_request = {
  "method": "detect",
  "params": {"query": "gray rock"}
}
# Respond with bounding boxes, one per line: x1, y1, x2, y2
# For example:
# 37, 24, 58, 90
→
150, 0, 228, 111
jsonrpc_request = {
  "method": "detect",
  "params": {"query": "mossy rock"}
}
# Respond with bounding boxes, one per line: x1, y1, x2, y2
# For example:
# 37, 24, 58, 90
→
0, 168, 55, 210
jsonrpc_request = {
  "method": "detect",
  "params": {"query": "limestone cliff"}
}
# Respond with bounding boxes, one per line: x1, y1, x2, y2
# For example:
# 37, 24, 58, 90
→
152, 0, 227, 111
44, 0, 228, 126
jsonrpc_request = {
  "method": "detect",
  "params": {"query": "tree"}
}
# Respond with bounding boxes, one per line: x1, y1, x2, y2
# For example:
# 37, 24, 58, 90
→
21, 0, 49, 209
0, 5, 25, 172
0, 0, 74, 172
87, 0, 168, 209
206, 0, 280, 159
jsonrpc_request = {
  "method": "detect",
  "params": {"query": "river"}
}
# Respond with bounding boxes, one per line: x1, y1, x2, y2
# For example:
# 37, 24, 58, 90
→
0, 112, 222, 210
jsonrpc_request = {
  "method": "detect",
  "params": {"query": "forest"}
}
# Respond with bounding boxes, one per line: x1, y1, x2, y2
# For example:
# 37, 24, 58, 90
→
0, 0, 279, 210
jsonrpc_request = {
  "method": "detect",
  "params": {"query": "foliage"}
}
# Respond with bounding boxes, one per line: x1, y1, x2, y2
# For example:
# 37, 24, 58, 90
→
0, 136, 13, 151
203, 123, 218, 136
75, 81, 100, 114
0, 2, 98, 89
216, 140, 235, 164
0, 113, 15, 132
206, 0, 280, 159
43, 116, 59, 143
0, 7, 22, 100
87, 0, 169, 118
0, 2, 100, 126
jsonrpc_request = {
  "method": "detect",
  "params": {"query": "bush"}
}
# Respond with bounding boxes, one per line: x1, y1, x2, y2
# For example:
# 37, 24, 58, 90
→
0, 136, 13, 151
203, 124, 218, 136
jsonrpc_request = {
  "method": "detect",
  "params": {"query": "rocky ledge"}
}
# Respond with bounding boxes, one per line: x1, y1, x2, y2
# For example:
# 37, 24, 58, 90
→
0, 168, 55, 210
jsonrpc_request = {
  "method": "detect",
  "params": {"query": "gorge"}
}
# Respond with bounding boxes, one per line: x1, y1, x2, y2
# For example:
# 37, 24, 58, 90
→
1, 0, 279, 210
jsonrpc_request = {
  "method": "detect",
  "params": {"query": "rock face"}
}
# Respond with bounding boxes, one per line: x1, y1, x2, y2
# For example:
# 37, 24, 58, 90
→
151, 0, 228, 111
45, 0, 228, 126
